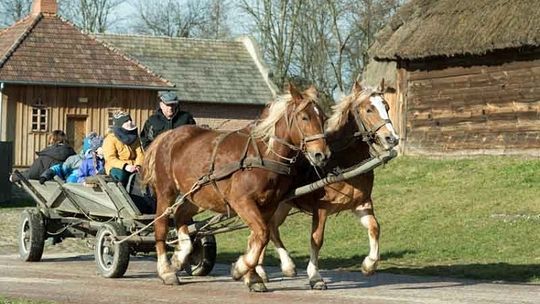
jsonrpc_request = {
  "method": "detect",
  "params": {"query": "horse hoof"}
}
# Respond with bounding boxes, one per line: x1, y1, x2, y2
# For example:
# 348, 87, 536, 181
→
255, 266, 269, 283
361, 259, 378, 276
310, 280, 327, 290
249, 282, 268, 292
282, 268, 297, 278
230, 263, 242, 281
161, 272, 180, 285
361, 267, 376, 276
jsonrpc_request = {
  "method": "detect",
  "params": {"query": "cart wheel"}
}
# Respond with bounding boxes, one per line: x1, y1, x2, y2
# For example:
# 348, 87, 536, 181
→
184, 235, 217, 276
18, 209, 46, 262
95, 223, 130, 278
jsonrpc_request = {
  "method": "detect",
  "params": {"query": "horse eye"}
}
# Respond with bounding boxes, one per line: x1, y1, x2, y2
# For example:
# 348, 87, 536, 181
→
366, 108, 373, 113
301, 115, 309, 121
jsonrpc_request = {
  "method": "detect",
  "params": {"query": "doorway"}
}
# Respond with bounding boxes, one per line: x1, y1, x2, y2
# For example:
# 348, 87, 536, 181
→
66, 116, 87, 153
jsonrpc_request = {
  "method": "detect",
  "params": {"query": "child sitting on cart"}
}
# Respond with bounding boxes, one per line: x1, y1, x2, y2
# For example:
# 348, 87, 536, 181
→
38, 132, 101, 184
77, 135, 105, 183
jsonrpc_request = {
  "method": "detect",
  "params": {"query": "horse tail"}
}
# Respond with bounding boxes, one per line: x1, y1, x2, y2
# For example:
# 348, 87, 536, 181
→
141, 130, 172, 187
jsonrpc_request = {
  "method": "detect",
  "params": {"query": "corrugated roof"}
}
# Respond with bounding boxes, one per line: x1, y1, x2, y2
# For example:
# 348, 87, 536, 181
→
370, 0, 540, 60
0, 14, 172, 89
94, 34, 275, 105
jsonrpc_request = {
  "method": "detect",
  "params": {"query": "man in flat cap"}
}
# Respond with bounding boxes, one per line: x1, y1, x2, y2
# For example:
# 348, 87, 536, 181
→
140, 91, 196, 149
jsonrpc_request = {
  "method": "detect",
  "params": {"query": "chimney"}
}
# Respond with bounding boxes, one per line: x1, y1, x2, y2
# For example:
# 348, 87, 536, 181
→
31, 0, 58, 16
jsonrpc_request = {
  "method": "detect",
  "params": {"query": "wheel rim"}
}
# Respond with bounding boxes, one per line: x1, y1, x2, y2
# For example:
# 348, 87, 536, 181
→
97, 229, 116, 271
20, 218, 31, 254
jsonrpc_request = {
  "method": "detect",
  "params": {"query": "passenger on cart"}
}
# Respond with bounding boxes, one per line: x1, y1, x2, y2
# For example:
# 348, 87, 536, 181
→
10, 130, 75, 183
140, 91, 196, 149
38, 132, 102, 184
102, 111, 144, 187
77, 135, 105, 183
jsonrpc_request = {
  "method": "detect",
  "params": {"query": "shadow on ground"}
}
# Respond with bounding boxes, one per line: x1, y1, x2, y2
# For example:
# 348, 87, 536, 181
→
218, 250, 540, 283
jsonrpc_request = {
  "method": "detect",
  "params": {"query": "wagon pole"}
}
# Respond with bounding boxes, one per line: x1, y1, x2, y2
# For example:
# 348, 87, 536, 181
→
283, 149, 398, 202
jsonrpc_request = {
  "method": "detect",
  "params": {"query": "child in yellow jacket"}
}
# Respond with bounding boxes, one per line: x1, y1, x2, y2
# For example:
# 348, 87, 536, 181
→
103, 111, 144, 185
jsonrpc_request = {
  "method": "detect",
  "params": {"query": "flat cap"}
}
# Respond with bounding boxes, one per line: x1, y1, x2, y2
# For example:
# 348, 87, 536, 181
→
158, 91, 179, 104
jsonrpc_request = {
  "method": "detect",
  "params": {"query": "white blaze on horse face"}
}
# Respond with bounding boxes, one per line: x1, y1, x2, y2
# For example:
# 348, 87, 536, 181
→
369, 95, 398, 138
312, 104, 320, 117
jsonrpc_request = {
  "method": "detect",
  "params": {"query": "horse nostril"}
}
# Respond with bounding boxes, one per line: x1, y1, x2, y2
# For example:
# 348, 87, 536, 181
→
386, 136, 399, 146
314, 152, 325, 162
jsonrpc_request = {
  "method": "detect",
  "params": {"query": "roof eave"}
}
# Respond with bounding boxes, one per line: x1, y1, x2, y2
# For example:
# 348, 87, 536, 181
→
0, 79, 174, 90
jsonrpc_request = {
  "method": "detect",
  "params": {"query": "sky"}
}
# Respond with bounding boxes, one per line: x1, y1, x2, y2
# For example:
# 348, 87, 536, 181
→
108, 0, 251, 37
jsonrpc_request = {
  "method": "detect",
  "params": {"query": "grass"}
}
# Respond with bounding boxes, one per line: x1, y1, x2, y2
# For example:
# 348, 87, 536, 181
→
0, 297, 53, 304
215, 156, 540, 282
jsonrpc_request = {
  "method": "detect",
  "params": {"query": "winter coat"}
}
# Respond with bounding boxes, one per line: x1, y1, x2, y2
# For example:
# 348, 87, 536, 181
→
102, 130, 144, 174
23, 143, 76, 180
39, 153, 84, 183
140, 108, 195, 149
77, 153, 105, 183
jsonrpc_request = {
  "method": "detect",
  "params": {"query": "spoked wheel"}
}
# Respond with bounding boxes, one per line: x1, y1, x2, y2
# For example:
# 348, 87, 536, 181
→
95, 223, 130, 278
184, 235, 217, 276
18, 209, 46, 262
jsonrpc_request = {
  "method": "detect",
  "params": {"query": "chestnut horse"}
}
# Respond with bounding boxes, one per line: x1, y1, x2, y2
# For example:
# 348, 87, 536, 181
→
258, 79, 399, 289
142, 85, 330, 292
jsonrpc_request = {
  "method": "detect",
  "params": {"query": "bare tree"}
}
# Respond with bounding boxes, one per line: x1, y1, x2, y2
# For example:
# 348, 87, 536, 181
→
239, 0, 402, 99
0, 0, 32, 26
61, 0, 126, 33
133, 0, 216, 38
239, 0, 304, 91
200, 0, 232, 39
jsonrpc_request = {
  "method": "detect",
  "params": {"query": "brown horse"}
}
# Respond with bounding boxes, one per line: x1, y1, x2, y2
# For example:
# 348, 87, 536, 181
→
257, 79, 399, 290
142, 84, 330, 292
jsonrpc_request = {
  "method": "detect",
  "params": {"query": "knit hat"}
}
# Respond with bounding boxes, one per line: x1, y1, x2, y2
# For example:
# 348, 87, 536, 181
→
83, 132, 103, 153
113, 111, 132, 128
88, 135, 103, 152
82, 132, 98, 152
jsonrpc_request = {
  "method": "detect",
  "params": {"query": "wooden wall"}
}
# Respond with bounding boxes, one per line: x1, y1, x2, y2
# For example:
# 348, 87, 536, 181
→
3, 84, 267, 167
402, 48, 540, 156
5, 85, 157, 167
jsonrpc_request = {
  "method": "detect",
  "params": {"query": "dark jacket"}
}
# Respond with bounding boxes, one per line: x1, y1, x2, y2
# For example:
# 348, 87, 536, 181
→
22, 143, 76, 180
140, 108, 196, 149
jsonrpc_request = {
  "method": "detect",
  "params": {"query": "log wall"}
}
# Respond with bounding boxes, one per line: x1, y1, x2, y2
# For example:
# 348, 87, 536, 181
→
402, 48, 540, 155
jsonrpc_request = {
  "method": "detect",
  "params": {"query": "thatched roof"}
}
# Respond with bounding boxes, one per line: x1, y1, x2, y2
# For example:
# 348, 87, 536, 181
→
370, 0, 540, 60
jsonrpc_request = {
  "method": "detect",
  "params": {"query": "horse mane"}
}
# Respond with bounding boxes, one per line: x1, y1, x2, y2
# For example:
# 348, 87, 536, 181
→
326, 86, 376, 133
251, 93, 293, 148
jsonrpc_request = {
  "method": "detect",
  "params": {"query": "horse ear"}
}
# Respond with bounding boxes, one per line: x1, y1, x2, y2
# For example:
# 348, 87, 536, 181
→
352, 81, 362, 94
377, 78, 385, 92
289, 83, 303, 102
304, 85, 318, 99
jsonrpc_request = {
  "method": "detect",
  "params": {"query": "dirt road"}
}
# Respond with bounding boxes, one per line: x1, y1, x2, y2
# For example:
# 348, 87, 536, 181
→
0, 253, 538, 304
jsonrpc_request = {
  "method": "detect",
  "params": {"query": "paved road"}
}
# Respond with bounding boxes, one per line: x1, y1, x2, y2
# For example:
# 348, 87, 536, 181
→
0, 253, 538, 304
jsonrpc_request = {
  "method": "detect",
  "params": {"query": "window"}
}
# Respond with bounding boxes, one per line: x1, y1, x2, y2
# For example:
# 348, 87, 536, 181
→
31, 107, 48, 132
107, 108, 122, 128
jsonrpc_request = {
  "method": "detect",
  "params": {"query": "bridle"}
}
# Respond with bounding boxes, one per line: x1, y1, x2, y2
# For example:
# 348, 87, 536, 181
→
344, 92, 393, 154
266, 99, 326, 164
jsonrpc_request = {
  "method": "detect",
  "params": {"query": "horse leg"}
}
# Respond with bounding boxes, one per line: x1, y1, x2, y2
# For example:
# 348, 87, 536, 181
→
255, 202, 296, 282
271, 203, 296, 277
170, 203, 198, 272
354, 199, 380, 276
230, 198, 270, 292
154, 191, 179, 285
308, 208, 328, 290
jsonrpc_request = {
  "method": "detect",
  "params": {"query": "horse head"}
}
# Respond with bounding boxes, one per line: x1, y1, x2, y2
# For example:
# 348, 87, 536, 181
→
287, 84, 330, 167
252, 83, 330, 168
328, 79, 399, 153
